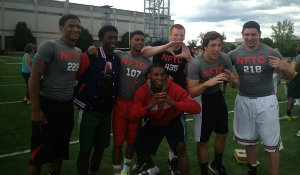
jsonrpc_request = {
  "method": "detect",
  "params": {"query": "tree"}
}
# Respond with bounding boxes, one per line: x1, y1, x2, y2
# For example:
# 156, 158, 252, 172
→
120, 32, 130, 48
270, 20, 298, 57
222, 42, 236, 53
76, 27, 93, 52
271, 19, 295, 42
187, 39, 199, 49
12, 22, 36, 51
259, 37, 275, 48
275, 40, 298, 57
197, 32, 205, 47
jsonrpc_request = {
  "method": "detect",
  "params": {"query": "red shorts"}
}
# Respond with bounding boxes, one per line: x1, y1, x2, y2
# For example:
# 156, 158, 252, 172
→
112, 98, 141, 146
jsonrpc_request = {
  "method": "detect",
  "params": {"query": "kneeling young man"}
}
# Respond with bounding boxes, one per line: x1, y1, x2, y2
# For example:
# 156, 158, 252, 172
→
131, 64, 201, 175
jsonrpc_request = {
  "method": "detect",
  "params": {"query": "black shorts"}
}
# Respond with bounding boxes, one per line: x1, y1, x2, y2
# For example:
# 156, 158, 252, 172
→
134, 116, 185, 155
200, 90, 228, 142
29, 95, 74, 166
288, 73, 300, 98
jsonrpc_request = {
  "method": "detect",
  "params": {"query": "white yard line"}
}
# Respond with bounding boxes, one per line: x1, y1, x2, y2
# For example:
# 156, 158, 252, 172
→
0, 150, 30, 158
0, 56, 22, 59
0, 134, 113, 158
0, 66, 21, 68
0, 100, 288, 158
0, 101, 23, 105
279, 100, 287, 104
5, 63, 22, 64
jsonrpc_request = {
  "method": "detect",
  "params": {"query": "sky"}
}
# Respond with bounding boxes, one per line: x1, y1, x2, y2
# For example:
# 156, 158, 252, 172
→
69, 0, 300, 44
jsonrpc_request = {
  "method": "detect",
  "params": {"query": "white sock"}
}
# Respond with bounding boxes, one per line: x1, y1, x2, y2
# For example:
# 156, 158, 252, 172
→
122, 157, 132, 173
113, 165, 121, 175
250, 163, 257, 167
169, 151, 176, 161
148, 166, 159, 175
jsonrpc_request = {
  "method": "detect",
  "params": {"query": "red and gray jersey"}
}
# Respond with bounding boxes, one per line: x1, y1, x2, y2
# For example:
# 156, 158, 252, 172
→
114, 50, 152, 100
35, 38, 82, 101
229, 43, 283, 97
188, 52, 233, 94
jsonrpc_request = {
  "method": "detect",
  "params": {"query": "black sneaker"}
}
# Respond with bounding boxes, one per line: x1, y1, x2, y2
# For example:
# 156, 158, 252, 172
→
138, 169, 160, 175
199, 163, 209, 175
132, 161, 147, 174
247, 163, 257, 175
168, 158, 180, 175
138, 170, 150, 175
208, 162, 227, 175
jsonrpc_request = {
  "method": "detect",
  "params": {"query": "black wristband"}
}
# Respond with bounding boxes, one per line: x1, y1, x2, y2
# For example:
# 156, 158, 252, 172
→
146, 106, 151, 112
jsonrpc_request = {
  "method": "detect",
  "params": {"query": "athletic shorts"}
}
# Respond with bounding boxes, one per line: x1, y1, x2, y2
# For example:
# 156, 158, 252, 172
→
200, 90, 228, 142
193, 95, 202, 142
112, 98, 141, 146
288, 73, 300, 98
134, 116, 185, 155
29, 95, 74, 166
78, 110, 111, 153
233, 94, 283, 152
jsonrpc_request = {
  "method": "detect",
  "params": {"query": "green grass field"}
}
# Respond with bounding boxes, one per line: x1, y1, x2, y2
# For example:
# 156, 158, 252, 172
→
0, 54, 299, 175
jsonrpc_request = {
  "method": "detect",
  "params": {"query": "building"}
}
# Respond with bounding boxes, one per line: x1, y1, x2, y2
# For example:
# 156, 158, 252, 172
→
0, 0, 174, 50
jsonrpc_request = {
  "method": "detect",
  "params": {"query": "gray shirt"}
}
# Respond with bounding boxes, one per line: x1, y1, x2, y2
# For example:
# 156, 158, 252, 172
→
229, 43, 283, 97
188, 52, 233, 94
296, 54, 300, 63
114, 50, 152, 100
35, 38, 82, 101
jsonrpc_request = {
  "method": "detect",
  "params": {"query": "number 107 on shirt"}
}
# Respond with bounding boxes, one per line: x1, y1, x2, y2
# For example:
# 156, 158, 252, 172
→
126, 67, 142, 78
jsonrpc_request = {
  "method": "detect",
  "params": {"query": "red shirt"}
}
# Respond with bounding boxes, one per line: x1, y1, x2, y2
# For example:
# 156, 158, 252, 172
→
131, 79, 201, 126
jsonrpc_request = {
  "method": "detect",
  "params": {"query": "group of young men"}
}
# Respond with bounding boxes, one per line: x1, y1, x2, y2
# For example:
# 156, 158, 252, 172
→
27, 13, 295, 175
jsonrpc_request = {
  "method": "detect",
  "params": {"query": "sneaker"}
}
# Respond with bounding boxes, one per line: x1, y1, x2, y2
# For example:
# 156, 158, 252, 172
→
247, 163, 257, 175
26, 99, 31, 105
199, 163, 209, 175
208, 162, 227, 175
138, 170, 149, 175
297, 129, 300, 137
132, 162, 147, 174
138, 169, 160, 175
279, 115, 292, 121
121, 170, 129, 175
23, 97, 28, 102
168, 158, 180, 175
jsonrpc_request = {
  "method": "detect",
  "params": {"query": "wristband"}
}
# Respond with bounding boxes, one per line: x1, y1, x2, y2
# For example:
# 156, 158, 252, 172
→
146, 106, 151, 112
